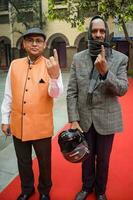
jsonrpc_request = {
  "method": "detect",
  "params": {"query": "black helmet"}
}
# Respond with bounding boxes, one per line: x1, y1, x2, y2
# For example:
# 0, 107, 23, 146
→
58, 129, 90, 163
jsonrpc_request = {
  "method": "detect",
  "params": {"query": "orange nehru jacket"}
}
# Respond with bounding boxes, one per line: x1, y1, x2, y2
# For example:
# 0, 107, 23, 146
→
10, 56, 53, 141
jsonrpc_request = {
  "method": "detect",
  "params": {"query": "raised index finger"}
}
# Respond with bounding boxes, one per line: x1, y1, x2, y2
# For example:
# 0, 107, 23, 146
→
53, 49, 59, 63
101, 45, 105, 58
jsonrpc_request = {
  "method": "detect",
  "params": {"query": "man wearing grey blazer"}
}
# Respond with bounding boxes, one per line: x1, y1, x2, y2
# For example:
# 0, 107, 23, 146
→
67, 16, 128, 200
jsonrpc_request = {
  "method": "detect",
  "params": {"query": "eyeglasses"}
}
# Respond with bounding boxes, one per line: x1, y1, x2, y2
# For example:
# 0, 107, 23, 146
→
25, 38, 45, 45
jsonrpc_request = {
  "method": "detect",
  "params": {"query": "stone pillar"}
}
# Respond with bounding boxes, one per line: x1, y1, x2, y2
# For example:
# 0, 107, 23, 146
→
11, 47, 19, 60
66, 46, 77, 70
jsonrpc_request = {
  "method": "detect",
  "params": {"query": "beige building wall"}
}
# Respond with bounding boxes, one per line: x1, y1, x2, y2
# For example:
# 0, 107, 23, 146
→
0, 0, 132, 69
0, 0, 116, 50
0, 24, 10, 39
46, 20, 82, 46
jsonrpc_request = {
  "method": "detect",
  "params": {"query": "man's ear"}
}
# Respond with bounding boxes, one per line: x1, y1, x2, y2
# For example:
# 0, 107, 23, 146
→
23, 39, 26, 49
43, 41, 46, 49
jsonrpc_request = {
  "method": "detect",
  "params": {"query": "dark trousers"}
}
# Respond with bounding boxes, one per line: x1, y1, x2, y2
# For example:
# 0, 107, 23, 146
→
13, 136, 52, 195
82, 124, 114, 195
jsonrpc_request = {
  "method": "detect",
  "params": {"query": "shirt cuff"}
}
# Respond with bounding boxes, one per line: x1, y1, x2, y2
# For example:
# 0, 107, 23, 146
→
1, 114, 10, 124
48, 79, 60, 98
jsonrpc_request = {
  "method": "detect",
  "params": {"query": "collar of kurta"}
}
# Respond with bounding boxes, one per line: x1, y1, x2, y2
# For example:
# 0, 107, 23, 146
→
27, 55, 43, 65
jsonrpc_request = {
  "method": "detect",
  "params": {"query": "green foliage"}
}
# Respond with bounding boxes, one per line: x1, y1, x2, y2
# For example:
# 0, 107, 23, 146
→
48, 0, 133, 28
98, 0, 133, 46
48, 0, 97, 27
98, 0, 133, 24
48, 0, 133, 47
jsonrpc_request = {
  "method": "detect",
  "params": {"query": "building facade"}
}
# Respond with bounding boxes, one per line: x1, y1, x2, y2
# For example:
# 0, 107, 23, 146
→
0, 0, 133, 71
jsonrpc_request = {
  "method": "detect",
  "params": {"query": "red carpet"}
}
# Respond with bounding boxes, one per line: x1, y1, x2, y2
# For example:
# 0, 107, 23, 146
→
0, 78, 133, 200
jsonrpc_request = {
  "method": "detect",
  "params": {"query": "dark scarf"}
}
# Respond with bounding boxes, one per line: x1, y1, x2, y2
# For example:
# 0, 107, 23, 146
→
88, 40, 110, 57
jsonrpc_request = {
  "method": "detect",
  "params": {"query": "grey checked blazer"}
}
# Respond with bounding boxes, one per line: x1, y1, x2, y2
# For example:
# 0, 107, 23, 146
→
67, 49, 128, 135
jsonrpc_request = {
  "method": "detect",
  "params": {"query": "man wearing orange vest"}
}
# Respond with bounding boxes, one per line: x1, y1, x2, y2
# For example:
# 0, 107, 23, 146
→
1, 28, 63, 200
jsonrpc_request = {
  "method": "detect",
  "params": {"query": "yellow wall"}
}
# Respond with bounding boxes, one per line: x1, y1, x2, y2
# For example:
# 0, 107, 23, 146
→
46, 20, 83, 46
0, 24, 10, 39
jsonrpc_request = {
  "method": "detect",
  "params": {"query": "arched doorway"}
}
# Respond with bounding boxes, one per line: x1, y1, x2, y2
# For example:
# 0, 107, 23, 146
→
78, 37, 88, 52
47, 33, 69, 69
74, 32, 88, 52
51, 37, 66, 68
0, 37, 11, 70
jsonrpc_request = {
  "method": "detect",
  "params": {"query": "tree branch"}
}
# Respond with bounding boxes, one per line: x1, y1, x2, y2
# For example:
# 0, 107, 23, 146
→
121, 18, 133, 47
8, 0, 29, 29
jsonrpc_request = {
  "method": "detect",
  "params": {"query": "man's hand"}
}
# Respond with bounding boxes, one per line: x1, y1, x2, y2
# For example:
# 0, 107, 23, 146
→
71, 121, 83, 133
1, 124, 11, 136
94, 45, 108, 76
46, 49, 60, 79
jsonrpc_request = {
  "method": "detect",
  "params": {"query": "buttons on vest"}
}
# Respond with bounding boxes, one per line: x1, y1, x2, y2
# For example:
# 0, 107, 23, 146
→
10, 57, 53, 141
28, 77, 30, 80
24, 101, 26, 104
